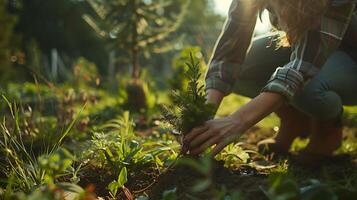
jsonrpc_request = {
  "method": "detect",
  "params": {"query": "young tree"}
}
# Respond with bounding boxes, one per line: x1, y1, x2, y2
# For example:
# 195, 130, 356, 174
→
84, 0, 189, 79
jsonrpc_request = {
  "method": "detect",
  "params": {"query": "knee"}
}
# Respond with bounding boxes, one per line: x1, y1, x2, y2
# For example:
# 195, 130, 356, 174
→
292, 88, 343, 120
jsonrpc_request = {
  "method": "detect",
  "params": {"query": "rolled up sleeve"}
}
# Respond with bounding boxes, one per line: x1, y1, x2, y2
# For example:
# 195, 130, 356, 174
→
262, 2, 356, 100
206, 60, 241, 95
262, 66, 305, 100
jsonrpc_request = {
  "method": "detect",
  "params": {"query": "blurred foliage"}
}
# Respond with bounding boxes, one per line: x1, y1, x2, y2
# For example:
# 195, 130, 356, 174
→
0, 0, 24, 84
38, 148, 74, 183
343, 106, 357, 127
162, 187, 178, 200
169, 46, 203, 92
73, 58, 100, 88
178, 156, 243, 199
85, 0, 189, 79
15, 0, 109, 76
175, 0, 223, 57
0, 0, 224, 88
4, 183, 96, 200
264, 172, 357, 200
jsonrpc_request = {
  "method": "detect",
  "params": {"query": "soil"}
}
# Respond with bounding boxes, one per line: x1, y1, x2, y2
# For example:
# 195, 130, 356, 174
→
144, 126, 275, 200
148, 159, 268, 200
78, 164, 160, 199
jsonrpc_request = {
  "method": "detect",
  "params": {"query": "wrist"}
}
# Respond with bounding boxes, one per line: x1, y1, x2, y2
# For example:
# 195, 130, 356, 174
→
228, 111, 250, 133
206, 89, 224, 106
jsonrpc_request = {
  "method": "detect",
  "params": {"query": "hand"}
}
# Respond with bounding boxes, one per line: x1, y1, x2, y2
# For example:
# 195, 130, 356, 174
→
183, 114, 246, 156
183, 92, 285, 156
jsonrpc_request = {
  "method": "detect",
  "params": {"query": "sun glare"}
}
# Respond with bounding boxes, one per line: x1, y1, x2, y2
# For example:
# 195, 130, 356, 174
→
213, 0, 232, 15
213, 0, 272, 34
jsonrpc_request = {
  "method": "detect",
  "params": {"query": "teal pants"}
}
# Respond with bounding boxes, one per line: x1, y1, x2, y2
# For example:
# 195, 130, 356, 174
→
232, 34, 357, 120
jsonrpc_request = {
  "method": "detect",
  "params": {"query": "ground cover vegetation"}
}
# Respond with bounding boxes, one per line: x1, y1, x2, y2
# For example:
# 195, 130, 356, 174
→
0, 0, 357, 199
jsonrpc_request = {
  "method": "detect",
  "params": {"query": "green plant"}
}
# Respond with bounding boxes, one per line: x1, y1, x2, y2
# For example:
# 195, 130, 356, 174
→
162, 53, 215, 148
263, 172, 300, 200
215, 143, 250, 169
0, 96, 84, 194
38, 148, 74, 183
87, 111, 172, 175
169, 46, 203, 92
108, 167, 128, 199
162, 187, 178, 200
263, 172, 357, 200
0, 98, 46, 193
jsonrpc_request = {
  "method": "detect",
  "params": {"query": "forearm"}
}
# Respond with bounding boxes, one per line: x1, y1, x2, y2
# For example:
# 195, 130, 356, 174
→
230, 92, 285, 131
206, 89, 225, 108
185, 92, 285, 156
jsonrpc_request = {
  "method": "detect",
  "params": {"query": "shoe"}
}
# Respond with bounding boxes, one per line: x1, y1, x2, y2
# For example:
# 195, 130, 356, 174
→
304, 117, 343, 156
291, 117, 344, 167
274, 105, 312, 150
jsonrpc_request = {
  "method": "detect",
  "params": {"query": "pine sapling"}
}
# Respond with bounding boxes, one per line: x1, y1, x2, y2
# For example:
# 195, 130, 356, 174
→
162, 53, 216, 154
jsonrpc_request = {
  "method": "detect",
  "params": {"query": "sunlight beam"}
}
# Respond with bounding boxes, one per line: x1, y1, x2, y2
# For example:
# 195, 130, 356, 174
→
213, 0, 272, 34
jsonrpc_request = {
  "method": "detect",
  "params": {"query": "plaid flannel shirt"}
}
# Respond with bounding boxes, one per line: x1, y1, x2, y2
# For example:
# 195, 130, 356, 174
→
206, 0, 357, 100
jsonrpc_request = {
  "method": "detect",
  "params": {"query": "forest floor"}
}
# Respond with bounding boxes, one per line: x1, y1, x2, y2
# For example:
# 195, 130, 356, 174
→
72, 94, 357, 199
3, 83, 357, 200
77, 123, 357, 200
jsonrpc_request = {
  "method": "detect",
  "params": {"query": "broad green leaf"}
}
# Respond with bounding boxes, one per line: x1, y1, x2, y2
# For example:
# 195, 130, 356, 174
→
118, 167, 128, 187
108, 181, 120, 197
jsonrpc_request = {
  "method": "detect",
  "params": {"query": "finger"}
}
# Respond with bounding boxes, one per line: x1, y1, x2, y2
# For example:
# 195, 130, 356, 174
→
211, 140, 230, 157
190, 135, 222, 155
189, 129, 216, 149
180, 143, 189, 155
184, 125, 209, 142
210, 132, 240, 156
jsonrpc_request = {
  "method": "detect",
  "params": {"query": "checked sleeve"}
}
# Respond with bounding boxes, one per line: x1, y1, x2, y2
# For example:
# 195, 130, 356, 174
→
205, 0, 260, 95
262, 2, 356, 100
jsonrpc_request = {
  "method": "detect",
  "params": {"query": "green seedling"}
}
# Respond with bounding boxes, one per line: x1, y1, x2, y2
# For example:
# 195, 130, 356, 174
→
162, 53, 215, 153
108, 167, 128, 198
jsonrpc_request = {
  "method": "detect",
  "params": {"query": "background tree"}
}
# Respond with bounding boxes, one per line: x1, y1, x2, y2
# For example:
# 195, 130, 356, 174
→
84, 0, 190, 112
175, 0, 224, 58
12, 0, 109, 80
85, 0, 189, 79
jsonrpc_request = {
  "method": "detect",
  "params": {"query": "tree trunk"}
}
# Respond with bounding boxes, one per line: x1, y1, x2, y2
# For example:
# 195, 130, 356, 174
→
131, 0, 140, 79
131, 46, 140, 79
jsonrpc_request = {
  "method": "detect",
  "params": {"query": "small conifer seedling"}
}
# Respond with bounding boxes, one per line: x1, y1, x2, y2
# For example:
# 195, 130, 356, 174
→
162, 54, 216, 153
